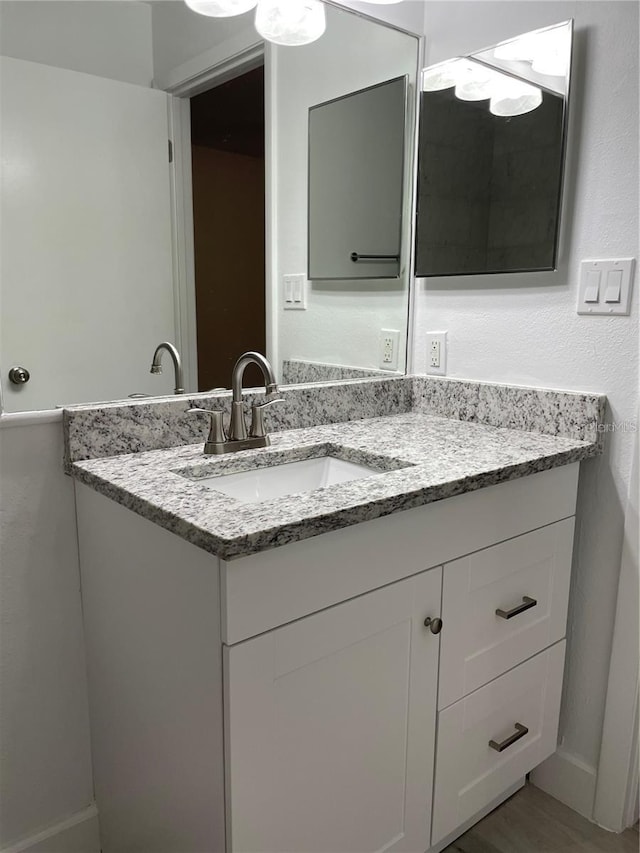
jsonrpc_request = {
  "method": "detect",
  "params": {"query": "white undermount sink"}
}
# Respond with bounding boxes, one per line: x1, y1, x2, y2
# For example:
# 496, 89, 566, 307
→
196, 455, 380, 504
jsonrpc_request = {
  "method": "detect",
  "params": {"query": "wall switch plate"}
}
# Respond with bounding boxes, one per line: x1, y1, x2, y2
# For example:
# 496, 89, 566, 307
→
577, 259, 635, 315
379, 329, 400, 370
426, 332, 447, 376
283, 274, 307, 310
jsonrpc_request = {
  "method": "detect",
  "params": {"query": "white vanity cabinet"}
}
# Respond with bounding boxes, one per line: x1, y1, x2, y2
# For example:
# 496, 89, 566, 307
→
225, 569, 441, 853
75, 462, 579, 853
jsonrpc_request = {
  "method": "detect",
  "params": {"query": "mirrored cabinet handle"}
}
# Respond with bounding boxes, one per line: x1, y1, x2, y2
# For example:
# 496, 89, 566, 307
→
495, 596, 537, 620
8, 366, 30, 385
489, 722, 529, 753
350, 252, 400, 263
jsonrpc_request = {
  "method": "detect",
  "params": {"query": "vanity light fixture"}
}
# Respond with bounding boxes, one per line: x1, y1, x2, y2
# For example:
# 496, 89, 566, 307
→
255, 0, 326, 46
184, 0, 258, 17
184, 0, 325, 45
185, 0, 404, 46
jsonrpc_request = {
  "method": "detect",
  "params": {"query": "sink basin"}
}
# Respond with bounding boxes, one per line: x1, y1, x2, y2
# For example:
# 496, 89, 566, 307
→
195, 455, 380, 504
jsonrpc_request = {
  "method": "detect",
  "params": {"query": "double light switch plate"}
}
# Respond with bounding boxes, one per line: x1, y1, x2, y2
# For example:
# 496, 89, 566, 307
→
577, 259, 635, 315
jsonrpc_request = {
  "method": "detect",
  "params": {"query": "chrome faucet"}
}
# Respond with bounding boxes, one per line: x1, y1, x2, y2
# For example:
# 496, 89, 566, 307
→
150, 342, 184, 395
230, 351, 279, 441
189, 351, 283, 455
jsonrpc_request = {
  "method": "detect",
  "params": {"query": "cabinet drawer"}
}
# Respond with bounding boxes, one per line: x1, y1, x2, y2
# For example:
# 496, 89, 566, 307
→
431, 640, 565, 846
438, 519, 573, 709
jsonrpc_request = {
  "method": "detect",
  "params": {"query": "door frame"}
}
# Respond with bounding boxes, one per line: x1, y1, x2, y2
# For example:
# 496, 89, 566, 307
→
161, 40, 270, 393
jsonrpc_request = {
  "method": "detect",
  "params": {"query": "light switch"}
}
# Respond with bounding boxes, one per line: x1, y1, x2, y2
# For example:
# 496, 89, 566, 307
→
604, 269, 622, 303
584, 270, 600, 302
577, 258, 635, 315
283, 273, 307, 310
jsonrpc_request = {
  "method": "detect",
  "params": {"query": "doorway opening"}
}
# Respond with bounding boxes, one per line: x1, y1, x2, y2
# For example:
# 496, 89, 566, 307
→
190, 64, 266, 391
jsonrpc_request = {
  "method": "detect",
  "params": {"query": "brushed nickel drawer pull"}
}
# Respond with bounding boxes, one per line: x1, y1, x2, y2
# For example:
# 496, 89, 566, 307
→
496, 596, 537, 620
489, 722, 529, 752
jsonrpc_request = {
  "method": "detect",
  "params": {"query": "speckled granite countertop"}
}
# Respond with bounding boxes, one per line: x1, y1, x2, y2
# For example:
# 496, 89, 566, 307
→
70, 411, 599, 561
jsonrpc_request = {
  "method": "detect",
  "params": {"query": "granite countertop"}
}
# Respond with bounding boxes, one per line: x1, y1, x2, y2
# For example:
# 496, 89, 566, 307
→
70, 411, 599, 561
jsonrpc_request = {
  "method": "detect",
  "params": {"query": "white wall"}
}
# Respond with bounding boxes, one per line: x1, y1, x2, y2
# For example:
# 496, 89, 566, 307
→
0, 5, 159, 848
151, 0, 257, 86
0, 0, 153, 85
0, 418, 98, 851
274, 3, 418, 374
414, 0, 639, 818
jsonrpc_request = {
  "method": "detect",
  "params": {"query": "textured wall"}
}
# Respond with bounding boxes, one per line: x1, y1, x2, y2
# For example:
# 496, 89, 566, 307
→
414, 0, 639, 801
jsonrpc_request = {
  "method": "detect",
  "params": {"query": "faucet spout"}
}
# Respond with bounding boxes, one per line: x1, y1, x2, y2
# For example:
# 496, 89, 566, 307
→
229, 351, 279, 441
231, 351, 279, 403
150, 342, 184, 395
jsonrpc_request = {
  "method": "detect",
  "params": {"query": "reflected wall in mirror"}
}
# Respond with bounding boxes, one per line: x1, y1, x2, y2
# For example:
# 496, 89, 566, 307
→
0, 0, 418, 413
308, 75, 407, 281
415, 21, 572, 277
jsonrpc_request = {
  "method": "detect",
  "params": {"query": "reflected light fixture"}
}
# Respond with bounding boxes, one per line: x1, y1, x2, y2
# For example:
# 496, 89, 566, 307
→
494, 27, 569, 78
454, 61, 500, 101
255, 0, 326, 45
421, 59, 462, 92
490, 76, 542, 116
184, 0, 257, 17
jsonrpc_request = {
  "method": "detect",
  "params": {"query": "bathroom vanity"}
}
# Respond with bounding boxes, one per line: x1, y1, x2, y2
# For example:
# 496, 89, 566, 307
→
67, 380, 603, 853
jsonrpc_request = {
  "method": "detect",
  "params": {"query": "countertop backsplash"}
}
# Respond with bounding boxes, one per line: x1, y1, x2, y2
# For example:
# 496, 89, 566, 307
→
63, 374, 605, 468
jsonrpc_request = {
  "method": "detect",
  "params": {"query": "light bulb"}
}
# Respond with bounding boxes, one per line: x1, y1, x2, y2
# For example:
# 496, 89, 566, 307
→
454, 62, 499, 101
185, 0, 257, 17
490, 78, 542, 116
255, 0, 326, 46
422, 60, 462, 92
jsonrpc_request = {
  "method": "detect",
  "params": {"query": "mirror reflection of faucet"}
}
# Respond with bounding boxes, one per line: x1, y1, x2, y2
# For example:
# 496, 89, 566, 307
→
189, 351, 284, 455
150, 342, 184, 394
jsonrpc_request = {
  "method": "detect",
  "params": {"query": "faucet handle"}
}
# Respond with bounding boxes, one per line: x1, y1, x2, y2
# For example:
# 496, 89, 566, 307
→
188, 407, 227, 445
249, 398, 285, 438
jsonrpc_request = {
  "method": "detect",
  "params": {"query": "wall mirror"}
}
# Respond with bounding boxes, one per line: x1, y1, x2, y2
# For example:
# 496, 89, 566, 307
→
0, 0, 419, 414
308, 75, 407, 281
415, 20, 573, 277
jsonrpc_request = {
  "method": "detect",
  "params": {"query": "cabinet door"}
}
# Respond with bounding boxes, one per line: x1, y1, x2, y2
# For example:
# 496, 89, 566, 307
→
439, 519, 574, 709
432, 640, 566, 846
224, 568, 442, 853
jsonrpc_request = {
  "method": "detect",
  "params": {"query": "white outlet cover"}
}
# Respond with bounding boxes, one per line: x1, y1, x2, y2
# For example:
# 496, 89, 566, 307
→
379, 328, 400, 370
426, 331, 447, 376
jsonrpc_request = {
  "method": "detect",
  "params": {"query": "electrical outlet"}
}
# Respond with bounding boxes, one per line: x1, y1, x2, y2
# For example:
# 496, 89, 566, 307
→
283, 274, 307, 310
379, 329, 400, 370
426, 332, 447, 376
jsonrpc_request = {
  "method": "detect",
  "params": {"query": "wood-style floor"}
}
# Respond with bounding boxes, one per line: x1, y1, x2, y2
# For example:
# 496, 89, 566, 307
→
443, 784, 639, 852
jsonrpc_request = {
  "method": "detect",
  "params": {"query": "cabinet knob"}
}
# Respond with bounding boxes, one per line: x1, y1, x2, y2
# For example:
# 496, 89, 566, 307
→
424, 616, 443, 634
9, 366, 30, 385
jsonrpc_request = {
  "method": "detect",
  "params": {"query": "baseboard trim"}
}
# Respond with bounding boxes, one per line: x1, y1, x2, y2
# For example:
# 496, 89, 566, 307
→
530, 748, 597, 820
1, 805, 100, 853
